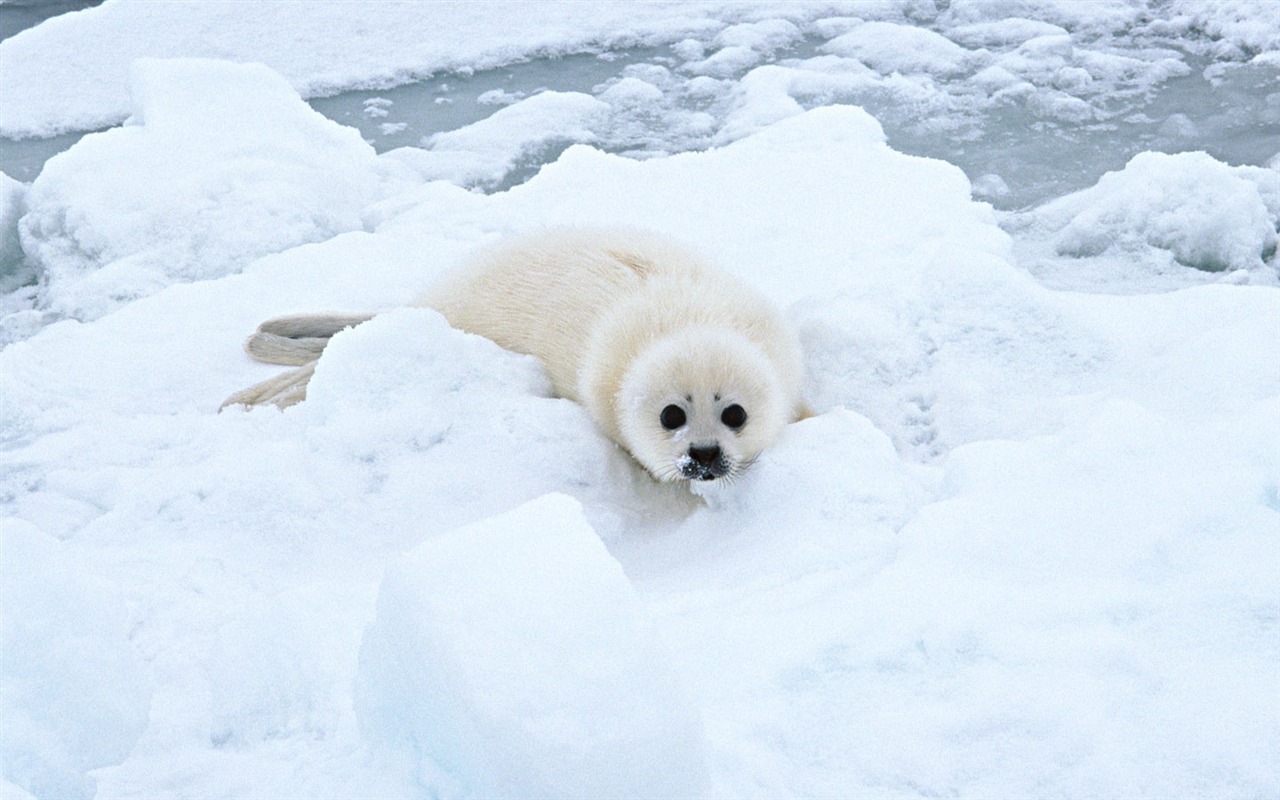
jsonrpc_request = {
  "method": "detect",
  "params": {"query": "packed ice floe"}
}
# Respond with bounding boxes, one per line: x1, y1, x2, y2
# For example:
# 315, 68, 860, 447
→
357, 493, 708, 798
1, 2, 1278, 799
12, 59, 416, 326
1011, 149, 1280, 292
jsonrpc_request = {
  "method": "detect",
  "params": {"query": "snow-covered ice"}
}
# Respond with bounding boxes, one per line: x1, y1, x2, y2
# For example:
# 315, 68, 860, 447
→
1025, 150, 1280, 272
1, 522, 152, 800
1011, 150, 1280, 292
16, 58, 414, 323
1, 2, 1278, 798
356, 493, 706, 798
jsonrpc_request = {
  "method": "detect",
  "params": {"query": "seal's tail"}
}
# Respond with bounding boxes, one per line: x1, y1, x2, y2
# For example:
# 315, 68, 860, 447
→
221, 312, 374, 410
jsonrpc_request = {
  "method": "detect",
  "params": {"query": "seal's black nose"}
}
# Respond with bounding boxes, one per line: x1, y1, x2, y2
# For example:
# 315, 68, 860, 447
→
688, 445, 721, 466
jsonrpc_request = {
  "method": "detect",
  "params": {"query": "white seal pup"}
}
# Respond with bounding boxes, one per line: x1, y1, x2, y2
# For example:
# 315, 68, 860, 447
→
224, 227, 808, 483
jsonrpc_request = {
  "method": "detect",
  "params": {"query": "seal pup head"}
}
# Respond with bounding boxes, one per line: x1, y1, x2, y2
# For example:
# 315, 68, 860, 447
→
616, 327, 788, 483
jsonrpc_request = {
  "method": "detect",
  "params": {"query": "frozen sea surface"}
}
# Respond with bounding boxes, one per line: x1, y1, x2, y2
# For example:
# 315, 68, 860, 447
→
1, 2, 1278, 799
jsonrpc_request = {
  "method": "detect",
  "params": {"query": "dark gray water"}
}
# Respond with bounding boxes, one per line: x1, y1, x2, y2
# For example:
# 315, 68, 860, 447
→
0, 0, 102, 41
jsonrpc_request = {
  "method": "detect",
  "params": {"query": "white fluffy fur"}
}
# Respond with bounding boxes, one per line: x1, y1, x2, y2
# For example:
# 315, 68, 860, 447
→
226, 227, 807, 482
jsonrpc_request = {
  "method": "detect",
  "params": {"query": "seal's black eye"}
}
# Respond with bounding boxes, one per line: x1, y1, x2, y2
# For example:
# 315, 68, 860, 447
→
721, 404, 747, 429
659, 404, 686, 430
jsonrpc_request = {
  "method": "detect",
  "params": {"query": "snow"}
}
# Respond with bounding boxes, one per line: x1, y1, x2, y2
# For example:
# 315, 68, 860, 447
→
946, 17, 1070, 48
1165, 0, 1280, 60
822, 21, 972, 75
6, 0, 1277, 211
1, 521, 152, 800
684, 19, 804, 78
388, 91, 610, 191
2, 2, 1279, 799
1011, 151, 1280, 291
1040, 151, 1280, 272
0, 0, 846, 139
356, 493, 707, 798
16, 58, 413, 323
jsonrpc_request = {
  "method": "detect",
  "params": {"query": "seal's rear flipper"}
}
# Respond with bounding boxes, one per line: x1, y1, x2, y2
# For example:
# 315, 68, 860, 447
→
245, 313, 375, 366
244, 332, 331, 366
255, 313, 376, 340
220, 362, 316, 411
223, 312, 373, 411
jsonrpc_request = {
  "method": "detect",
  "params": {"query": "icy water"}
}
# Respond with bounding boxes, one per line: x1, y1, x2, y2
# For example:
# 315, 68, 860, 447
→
1, 12, 1277, 209
0, 0, 101, 41
309, 45, 1280, 210
888, 57, 1280, 209
0, 0, 104, 183
308, 49, 668, 158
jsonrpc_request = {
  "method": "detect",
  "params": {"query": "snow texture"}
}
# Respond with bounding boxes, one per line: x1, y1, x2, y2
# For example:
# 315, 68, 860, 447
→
1, 2, 1278, 799
0, 0, 846, 139
356, 493, 706, 798
16, 58, 413, 322
1, 522, 152, 800
822, 21, 972, 75
1032, 151, 1280, 272
1010, 151, 1280, 292
388, 91, 610, 190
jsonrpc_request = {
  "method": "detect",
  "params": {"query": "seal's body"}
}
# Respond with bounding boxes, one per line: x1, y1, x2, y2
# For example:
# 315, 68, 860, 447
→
224, 228, 807, 483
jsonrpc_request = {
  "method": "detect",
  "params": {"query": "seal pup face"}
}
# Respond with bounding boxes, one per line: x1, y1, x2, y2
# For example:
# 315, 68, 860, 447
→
617, 328, 787, 483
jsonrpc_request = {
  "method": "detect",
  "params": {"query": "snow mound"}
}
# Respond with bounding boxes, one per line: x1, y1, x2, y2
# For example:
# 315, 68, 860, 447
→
1, 522, 152, 800
683, 18, 802, 77
18, 58, 413, 321
355, 493, 707, 798
822, 21, 972, 75
796, 251, 1104, 461
662, 410, 922, 588
288, 308, 633, 537
304, 308, 553, 414
1032, 151, 1280, 273
1167, 0, 1280, 59
945, 17, 1070, 48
